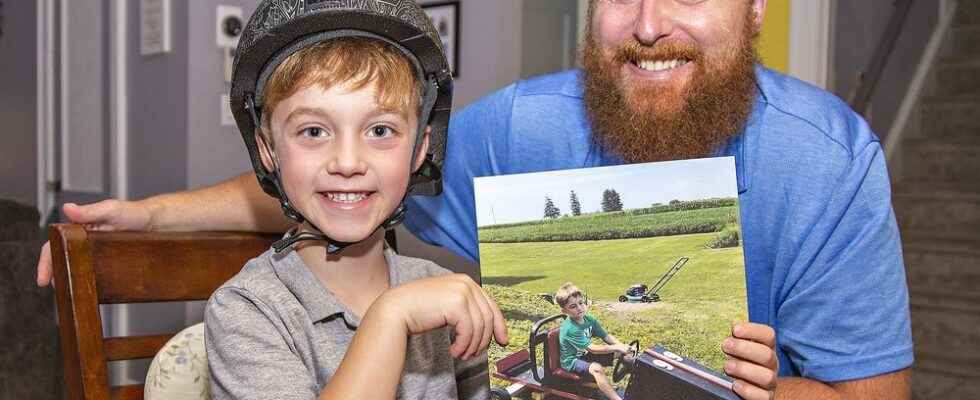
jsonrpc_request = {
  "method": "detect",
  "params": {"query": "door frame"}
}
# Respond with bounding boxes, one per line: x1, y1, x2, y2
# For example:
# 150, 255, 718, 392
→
789, 0, 835, 89
36, 0, 128, 224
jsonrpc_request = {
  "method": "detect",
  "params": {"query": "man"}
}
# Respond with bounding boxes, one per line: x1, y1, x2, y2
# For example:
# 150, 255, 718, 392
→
36, 1, 912, 398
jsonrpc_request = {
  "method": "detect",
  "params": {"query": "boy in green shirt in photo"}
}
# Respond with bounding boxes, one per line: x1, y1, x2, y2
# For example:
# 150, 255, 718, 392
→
555, 283, 633, 400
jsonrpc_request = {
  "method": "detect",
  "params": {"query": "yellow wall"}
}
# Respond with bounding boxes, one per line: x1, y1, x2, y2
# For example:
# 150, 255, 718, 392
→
757, 0, 790, 73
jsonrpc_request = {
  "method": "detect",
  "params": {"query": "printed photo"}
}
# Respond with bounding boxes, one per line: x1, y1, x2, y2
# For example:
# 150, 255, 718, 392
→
475, 157, 747, 400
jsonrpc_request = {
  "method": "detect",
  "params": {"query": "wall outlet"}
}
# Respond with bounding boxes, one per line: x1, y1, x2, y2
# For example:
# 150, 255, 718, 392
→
216, 5, 243, 49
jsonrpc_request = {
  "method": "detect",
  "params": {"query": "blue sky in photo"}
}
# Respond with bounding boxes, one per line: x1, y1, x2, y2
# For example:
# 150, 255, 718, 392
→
473, 157, 738, 227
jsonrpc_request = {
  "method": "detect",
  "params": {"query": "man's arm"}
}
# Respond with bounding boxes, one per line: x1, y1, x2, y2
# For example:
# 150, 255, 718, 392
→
145, 172, 290, 232
724, 323, 911, 400
36, 172, 290, 286
777, 369, 910, 399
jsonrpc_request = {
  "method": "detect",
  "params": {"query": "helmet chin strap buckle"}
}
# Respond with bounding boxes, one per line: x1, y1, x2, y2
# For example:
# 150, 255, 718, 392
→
272, 227, 354, 254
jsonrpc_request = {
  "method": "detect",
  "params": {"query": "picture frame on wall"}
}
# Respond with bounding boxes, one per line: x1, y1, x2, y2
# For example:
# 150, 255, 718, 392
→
422, 1, 460, 77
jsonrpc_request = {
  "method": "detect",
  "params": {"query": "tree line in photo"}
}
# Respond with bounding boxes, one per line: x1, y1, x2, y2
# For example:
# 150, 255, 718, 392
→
480, 195, 741, 247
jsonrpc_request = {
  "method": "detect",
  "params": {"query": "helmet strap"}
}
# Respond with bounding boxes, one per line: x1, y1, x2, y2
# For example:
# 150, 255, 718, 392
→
409, 75, 440, 182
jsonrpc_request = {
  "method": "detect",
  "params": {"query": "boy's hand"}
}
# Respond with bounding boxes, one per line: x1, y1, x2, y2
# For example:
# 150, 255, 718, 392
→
36, 201, 153, 286
374, 273, 508, 360
613, 343, 632, 355
722, 322, 778, 400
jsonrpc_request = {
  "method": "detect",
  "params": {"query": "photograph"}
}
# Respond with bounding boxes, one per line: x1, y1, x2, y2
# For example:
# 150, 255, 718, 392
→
476, 157, 747, 400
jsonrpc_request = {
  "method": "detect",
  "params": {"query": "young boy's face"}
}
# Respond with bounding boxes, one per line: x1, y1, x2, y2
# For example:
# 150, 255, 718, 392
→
261, 80, 427, 243
561, 295, 588, 320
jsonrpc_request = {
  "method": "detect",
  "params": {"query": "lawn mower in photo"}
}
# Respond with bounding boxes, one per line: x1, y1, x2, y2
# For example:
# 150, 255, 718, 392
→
618, 257, 690, 303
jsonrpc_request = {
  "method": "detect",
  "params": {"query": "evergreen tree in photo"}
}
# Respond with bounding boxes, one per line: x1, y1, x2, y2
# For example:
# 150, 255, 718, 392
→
601, 189, 624, 212
569, 190, 582, 216
543, 196, 561, 219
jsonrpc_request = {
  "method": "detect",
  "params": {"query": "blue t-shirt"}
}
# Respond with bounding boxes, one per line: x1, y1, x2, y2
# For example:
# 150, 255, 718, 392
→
404, 65, 913, 383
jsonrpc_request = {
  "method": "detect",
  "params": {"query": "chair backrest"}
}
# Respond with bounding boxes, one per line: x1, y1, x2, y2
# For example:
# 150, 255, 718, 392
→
546, 328, 563, 376
49, 224, 278, 400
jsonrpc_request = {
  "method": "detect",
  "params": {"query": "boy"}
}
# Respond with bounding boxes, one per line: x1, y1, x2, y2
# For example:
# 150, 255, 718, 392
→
205, 1, 506, 399
555, 283, 632, 400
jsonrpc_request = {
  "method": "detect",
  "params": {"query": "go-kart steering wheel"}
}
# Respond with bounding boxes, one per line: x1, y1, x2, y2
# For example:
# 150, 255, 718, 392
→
612, 340, 640, 382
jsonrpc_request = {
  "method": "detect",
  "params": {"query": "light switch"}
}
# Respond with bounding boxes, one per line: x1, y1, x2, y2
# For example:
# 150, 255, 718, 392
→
140, 0, 171, 55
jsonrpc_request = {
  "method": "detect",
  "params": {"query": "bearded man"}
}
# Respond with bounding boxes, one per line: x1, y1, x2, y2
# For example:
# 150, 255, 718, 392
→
36, 1, 912, 398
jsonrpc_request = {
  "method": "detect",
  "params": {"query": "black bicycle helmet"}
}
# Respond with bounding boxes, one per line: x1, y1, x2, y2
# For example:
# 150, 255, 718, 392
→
230, 0, 453, 253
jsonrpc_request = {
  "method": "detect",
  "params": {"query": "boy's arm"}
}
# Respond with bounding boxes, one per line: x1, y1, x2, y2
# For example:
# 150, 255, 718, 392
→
322, 274, 507, 400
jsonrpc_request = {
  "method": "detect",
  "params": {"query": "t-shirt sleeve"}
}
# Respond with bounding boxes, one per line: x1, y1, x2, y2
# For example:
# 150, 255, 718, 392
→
404, 84, 518, 262
775, 141, 913, 382
205, 288, 317, 400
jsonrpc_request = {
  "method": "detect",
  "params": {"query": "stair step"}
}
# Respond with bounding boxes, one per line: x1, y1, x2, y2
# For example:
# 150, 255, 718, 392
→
935, 60, 980, 97
950, 26, 980, 57
919, 97, 980, 142
905, 244, 980, 303
900, 140, 980, 182
903, 235, 980, 255
910, 301, 980, 368
955, 1, 980, 26
893, 192, 980, 240
911, 365, 980, 400
894, 182, 980, 197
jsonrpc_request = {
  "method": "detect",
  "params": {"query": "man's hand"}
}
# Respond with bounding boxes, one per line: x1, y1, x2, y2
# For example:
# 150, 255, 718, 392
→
36, 201, 152, 286
373, 273, 508, 360
723, 322, 778, 400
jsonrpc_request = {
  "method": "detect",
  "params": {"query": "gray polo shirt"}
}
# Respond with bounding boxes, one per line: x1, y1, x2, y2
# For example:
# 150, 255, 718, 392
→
205, 246, 489, 400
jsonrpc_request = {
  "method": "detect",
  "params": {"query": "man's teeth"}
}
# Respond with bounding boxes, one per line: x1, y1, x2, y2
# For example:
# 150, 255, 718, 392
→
326, 192, 369, 203
638, 59, 689, 72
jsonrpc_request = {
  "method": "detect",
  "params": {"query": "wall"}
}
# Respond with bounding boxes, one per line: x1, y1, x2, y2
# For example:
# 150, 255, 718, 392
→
126, 0, 190, 200
0, 0, 38, 208
757, 0, 790, 73
420, 0, 523, 109
186, 1, 256, 190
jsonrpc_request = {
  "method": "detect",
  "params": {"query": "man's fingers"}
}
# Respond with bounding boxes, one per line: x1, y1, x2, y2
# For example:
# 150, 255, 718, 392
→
732, 378, 775, 400
725, 358, 777, 391
732, 322, 776, 348
723, 337, 777, 369
36, 241, 53, 287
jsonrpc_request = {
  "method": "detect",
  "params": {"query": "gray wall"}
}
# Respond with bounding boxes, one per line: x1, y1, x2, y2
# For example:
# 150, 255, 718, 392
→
420, 0, 523, 109
832, 0, 939, 141
127, 0, 190, 199
186, 1, 256, 190
0, 0, 38, 208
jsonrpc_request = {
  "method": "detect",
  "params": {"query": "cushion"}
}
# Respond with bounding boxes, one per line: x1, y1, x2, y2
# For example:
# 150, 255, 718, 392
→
144, 323, 211, 400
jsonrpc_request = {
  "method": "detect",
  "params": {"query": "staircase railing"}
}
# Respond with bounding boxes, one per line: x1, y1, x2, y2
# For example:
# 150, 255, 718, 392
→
849, 0, 916, 116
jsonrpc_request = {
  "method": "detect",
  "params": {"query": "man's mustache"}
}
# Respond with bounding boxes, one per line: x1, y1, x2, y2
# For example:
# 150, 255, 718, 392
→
614, 40, 704, 66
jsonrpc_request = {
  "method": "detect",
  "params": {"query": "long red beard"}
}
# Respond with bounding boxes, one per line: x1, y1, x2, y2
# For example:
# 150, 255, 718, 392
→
582, 17, 759, 163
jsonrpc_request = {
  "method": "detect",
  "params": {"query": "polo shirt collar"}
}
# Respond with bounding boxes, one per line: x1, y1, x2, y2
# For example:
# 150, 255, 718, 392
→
270, 244, 404, 327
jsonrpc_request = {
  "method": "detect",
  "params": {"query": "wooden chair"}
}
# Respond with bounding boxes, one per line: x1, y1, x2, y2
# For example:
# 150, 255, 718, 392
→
49, 224, 279, 400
